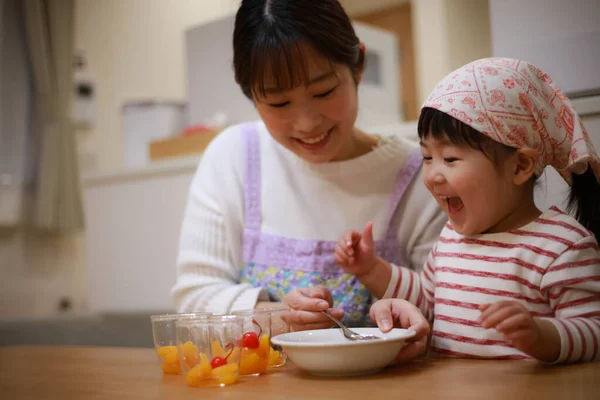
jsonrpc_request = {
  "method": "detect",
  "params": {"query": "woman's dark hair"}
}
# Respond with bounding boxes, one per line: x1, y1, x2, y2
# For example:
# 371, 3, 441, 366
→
418, 107, 516, 166
233, 0, 365, 99
568, 167, 600, 241
419, 107, 600, 240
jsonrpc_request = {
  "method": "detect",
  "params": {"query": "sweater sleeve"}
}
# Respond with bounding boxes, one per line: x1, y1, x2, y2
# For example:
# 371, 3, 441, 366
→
170, 125, 269, 314
383, 246, 437, 322
540, 236, 600, 363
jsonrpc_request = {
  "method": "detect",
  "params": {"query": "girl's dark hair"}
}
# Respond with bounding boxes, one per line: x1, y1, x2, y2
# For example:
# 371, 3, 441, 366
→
568, 167, 600, 241
418, 107, 516, 165
419, 107, 600, 240
233, 0, 364, 99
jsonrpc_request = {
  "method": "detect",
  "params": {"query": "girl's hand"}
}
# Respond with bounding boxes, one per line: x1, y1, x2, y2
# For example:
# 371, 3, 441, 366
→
479, 301, 541, 353
334, 222, 377, 278
479, 301, 561, 363
370, 299, 431, 363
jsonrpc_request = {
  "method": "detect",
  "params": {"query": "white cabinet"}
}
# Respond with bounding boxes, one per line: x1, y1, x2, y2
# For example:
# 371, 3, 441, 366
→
83, 161, 198, 313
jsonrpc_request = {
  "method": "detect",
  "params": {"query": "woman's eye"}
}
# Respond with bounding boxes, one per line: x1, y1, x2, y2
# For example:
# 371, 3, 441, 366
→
314, 87, 336, 98
268, 101, 290, 108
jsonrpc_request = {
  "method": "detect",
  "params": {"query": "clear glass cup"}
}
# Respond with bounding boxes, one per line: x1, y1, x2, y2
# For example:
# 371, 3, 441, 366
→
176, 315, 243, 387
231, 308, 275, 375
267, 306, 291, 368
150, 312, 211, 374
232, 307, 291, 374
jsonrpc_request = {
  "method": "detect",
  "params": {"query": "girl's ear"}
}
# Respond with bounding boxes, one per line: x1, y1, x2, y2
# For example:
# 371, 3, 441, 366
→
513, 147, 538, 185
355, 42, 366, 84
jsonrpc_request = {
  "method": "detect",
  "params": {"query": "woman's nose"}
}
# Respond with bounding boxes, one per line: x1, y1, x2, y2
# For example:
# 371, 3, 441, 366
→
294, 103, 323, 133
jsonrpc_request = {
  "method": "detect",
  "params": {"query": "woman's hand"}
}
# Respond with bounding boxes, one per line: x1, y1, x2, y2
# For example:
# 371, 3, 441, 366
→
370, 299, 431, 363
283, 286, 345, 331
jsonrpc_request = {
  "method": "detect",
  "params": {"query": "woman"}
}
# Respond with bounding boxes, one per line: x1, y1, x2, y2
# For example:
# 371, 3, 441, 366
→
171, 0, 445, 337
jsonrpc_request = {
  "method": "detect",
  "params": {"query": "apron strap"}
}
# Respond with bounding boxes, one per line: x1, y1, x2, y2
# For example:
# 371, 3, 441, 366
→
383, 148, 423, 241
242, 122, 262, 231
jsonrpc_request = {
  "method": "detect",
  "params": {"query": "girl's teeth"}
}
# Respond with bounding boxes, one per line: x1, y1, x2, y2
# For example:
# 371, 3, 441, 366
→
299, 132, 327, 144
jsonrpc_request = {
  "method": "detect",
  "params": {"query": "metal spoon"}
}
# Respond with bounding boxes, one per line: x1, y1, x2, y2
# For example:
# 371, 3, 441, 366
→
321, 310, 382, 341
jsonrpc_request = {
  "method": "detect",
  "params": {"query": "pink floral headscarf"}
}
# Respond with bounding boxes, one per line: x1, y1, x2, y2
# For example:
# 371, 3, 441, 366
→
422, 57, 600, 184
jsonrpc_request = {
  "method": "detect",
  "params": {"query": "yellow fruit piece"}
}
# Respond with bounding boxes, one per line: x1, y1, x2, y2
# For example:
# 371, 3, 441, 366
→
185, 374, 201, 387
257, 334, 270, 358
161, 361, 181, 374
267, 348, 285, 367
239, 352, 259, 375
198, 352, 210, 364
157, 345, 179, 364
239, 351, 267, 375
198, 362, 213, 378
228, 347, 241, 364
185, 361, 213, 387
211, 341, 225, 358
217, 372, 238, 386
185, 370, 202, 387
257, 357, 268, 372
211, 363, 238, 378
181, 341, 199, 368
241, 347, 256, 358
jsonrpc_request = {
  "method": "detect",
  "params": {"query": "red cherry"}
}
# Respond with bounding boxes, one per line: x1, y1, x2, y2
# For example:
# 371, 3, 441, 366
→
242, 332, 260, 348
210, 356, 227, 369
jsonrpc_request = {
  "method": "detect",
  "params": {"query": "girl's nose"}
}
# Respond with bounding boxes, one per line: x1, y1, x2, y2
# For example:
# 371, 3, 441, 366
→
425, 163, 446, 185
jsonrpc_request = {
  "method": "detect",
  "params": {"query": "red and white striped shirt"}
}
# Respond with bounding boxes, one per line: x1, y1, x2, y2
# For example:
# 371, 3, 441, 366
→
384, 207, 600, 363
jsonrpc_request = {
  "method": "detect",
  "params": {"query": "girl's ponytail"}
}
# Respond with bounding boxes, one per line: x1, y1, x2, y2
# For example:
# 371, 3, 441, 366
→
567, 166, 600, 241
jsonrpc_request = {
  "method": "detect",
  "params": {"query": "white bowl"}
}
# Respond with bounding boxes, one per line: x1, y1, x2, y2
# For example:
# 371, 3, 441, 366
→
271, 328, 415, 377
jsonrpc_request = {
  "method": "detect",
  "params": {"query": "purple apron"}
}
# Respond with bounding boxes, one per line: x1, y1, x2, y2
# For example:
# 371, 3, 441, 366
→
239, 123, 422, 326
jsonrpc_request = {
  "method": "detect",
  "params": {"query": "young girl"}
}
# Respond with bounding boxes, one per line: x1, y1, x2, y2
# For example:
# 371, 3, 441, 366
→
335, 58, 600, 363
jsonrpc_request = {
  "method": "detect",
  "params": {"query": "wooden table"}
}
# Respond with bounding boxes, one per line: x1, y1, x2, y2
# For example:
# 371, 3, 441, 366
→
1, 346, 598, 399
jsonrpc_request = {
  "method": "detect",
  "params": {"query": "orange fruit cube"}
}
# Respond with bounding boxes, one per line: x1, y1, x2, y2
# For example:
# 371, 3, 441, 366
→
181, 341, 199, 368
157, 345, 179, 364
227, 347, 241, 364
211, 363, 238, 377
267, 348, 285, 367
239, 351, 268, 375
161, 361, 181, 374
211, 363, 239, 385
185, 360, 214, 387
257, 334, 270, 358
217, 372, 238, 386
185, 366, 205, 386
211, 340, 225, 358
185, 370, 202, 387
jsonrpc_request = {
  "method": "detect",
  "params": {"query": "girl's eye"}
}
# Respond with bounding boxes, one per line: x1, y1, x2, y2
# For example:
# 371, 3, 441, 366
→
268, 101, 290, 108
314, 87, 337, 98
444, 158, 458, 163
422, 156, 432, 161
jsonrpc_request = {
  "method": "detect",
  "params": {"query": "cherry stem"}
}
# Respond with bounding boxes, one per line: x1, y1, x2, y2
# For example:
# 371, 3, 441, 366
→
252, 318, 263, 337
223, 342, 234, 361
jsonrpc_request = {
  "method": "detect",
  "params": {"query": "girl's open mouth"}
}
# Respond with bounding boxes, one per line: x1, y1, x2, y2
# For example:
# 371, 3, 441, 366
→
440, 196, 464, 215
